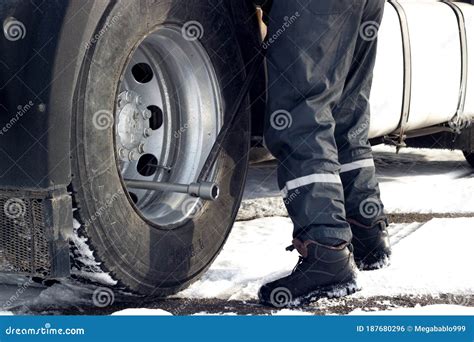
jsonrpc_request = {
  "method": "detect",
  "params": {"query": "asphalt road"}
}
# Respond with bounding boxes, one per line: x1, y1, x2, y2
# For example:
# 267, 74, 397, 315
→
14, 293, 474, 316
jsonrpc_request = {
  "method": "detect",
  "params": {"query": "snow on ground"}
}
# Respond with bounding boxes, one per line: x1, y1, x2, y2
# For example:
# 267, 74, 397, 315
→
112, 308, 172, 316
178, 217, 474, 301
191, 309, 312, 316
374, 146, 474, 214
0, 147, 471, 315
350, 305, 474, 315
178, 217, 299, 301
70, 218, 117, 286
239, 146, 474, 220
356, 218, 474, 297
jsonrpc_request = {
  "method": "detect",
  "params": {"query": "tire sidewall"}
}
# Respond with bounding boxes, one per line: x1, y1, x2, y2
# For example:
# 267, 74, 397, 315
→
72, 0, 250, 295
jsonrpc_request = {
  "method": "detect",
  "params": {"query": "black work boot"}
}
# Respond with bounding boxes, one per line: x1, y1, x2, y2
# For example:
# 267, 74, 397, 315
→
349, 219, 392, 270
258, 240, 359, 308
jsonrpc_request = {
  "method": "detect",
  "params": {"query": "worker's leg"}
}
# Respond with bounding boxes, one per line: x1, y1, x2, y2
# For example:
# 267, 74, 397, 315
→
332, 0, 386, 226
332, 0, 391, 269
260, 2, 373, 306
264, 1, 367, 245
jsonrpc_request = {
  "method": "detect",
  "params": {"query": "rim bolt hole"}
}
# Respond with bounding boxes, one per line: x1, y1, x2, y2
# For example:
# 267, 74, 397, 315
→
128, 192, 138, 204
148, 105, 164, 130
132, 63, 154, 83
137, 154, 158, 177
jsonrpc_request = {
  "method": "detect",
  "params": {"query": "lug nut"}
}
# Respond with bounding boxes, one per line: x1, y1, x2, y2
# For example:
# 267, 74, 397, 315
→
129, 150, 140, 161
144, 128, 152, 137
138, 143, 146, 154
124, 91, 132, 102
118, 148, 128, 159
135, 96, 143, 106
143, 109, 152, 120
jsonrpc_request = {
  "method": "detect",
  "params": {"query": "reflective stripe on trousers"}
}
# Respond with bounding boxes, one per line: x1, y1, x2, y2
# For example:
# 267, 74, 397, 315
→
281, 159, 375, 197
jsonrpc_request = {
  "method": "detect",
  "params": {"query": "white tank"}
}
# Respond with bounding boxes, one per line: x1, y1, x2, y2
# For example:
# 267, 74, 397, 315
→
369, 2, 405, 138
458, 2, 474, 121
369, 0, 474, 139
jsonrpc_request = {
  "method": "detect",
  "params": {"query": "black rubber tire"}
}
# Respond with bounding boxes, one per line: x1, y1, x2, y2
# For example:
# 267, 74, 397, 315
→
464, 151, 474, 168
70, 1, 252, 296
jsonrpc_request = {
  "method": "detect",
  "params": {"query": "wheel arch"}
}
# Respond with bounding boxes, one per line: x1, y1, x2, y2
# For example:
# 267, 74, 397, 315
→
0, 0, 112, 190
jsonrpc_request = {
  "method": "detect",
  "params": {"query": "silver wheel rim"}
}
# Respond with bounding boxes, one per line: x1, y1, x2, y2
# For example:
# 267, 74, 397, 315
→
115, 25, 222, 228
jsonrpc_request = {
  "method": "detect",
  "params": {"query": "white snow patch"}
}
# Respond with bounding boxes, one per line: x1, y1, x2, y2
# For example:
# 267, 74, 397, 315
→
70, 219, 117, 286
356, 218, 474, 297
112, 308, 172, 316
350, 305, 474, 315
192, 312, 238, 316
179, 217, 474, 302
177, 217, 298, 300
192, 310, 312, 315
271, 309, 313, 316
376, 147, 474, 214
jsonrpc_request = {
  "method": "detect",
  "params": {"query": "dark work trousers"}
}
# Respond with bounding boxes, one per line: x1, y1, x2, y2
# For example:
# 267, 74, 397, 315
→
264, 0, 387, 245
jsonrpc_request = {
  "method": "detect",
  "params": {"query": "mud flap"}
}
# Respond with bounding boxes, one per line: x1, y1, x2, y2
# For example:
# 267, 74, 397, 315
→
0, 188, 72, 278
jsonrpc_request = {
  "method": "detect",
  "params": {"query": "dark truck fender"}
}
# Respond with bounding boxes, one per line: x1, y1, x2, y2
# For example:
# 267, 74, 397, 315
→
0, 0, 113, 278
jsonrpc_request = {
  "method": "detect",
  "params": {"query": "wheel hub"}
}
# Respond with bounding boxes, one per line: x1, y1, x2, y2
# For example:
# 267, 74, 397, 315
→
115, 25, 222, 227
116, 90, 152, 162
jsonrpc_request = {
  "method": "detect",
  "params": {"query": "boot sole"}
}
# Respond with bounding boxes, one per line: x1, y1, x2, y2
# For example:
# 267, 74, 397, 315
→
356, 252, 391, 271
259, 280, 361, 308
297, 280, 361, 305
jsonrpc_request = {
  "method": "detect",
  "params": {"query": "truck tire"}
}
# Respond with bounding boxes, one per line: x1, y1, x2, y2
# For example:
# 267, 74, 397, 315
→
70, 1, 252, 296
